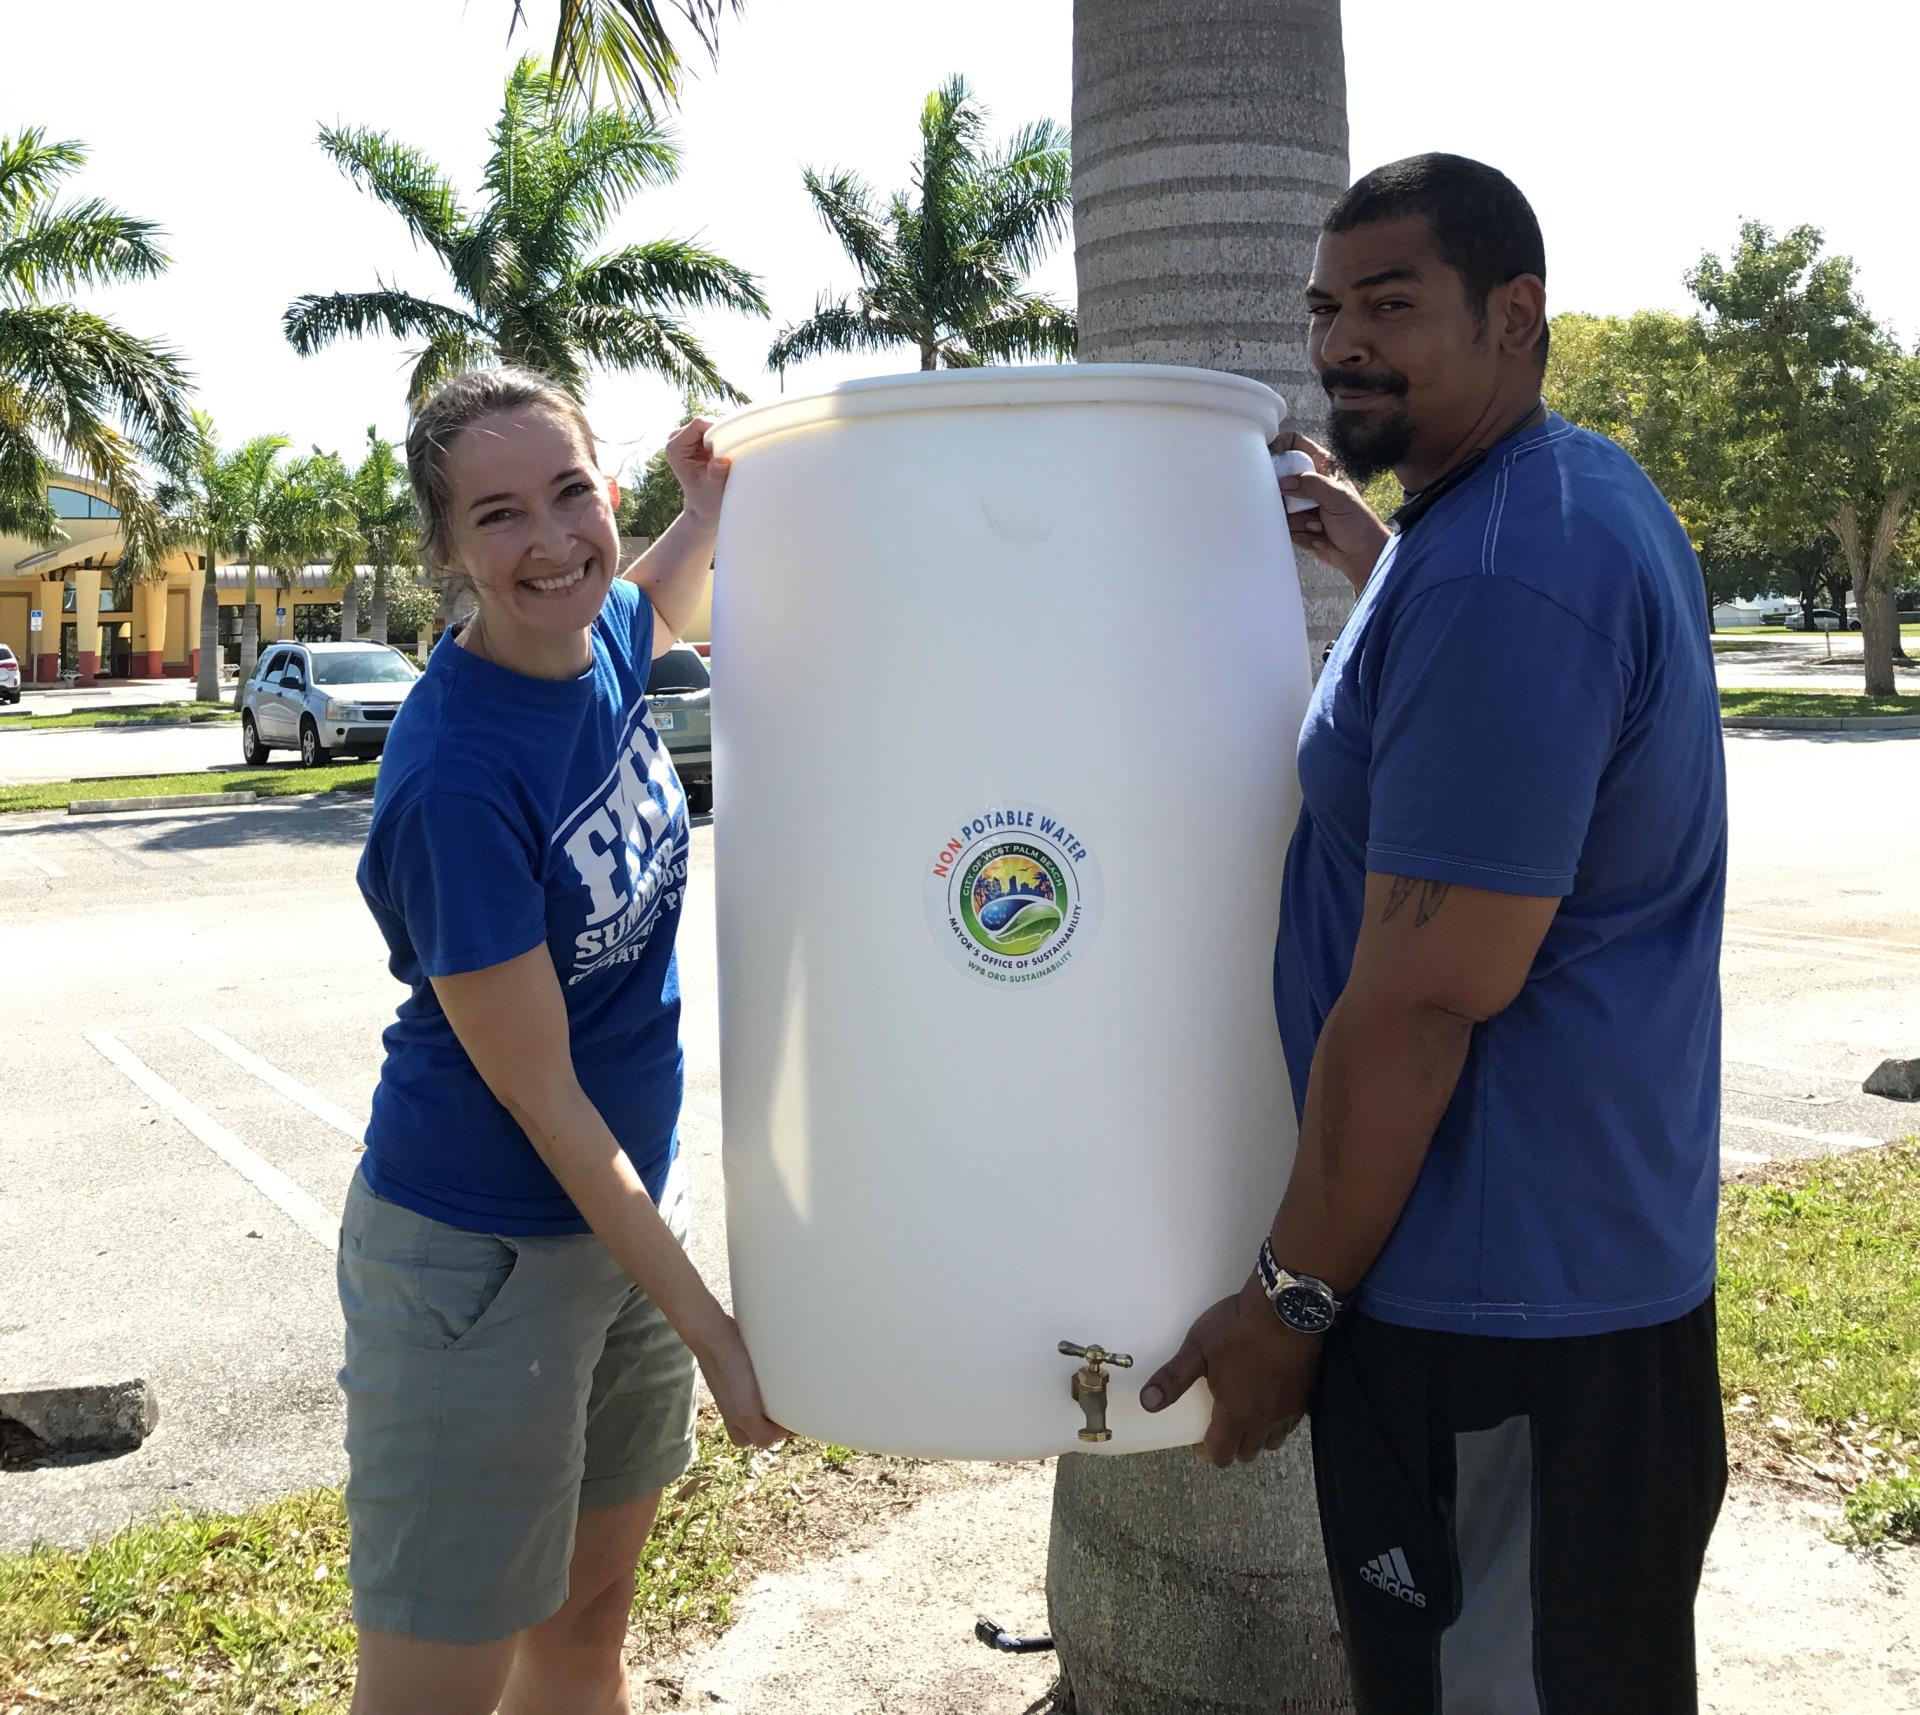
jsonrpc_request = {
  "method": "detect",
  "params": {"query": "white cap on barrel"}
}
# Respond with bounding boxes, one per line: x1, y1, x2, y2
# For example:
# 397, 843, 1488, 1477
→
1271, 448, 1320, 513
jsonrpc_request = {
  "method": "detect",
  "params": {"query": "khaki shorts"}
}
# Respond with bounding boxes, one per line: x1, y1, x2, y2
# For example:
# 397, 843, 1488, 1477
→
336, 1163, 697, 1645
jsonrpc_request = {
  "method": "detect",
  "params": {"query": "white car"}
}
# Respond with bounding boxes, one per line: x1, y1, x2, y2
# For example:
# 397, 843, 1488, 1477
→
0, 643, 19, 704
239, 641, 419, 767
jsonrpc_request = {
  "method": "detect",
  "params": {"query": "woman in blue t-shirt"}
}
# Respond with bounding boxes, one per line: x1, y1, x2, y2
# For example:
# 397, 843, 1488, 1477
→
339, 366, 781, 1715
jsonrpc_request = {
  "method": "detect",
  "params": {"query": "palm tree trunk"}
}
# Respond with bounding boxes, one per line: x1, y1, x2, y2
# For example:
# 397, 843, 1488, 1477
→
339, 575, 360, 642
1048, 5, 1354, 1713
1070, 0, 1354, 681
234, 562, 261, 706
196, 550, 220, 702
370, 567, 389, 645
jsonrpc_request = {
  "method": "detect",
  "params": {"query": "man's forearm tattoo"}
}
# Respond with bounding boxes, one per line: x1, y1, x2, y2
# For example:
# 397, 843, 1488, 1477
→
1381, 876, 1452, 928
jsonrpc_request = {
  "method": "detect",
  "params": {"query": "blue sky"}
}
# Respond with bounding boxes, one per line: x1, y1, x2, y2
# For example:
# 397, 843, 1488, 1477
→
11, 0, 1915, 479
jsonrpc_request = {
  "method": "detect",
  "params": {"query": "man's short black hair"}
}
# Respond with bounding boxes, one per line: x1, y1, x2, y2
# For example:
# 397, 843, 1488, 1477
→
1324, 154, 1549, 364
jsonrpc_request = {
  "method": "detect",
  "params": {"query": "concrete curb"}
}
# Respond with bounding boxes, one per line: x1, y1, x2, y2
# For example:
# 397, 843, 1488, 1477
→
5, 713, 234, 736
1723, 715, 1920, 733
0, 1380, 159, 1466
68, 791, 258, 815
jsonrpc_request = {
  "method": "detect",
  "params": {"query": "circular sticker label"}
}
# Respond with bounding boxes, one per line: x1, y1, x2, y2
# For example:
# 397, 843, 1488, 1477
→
923, 803, 1103, 989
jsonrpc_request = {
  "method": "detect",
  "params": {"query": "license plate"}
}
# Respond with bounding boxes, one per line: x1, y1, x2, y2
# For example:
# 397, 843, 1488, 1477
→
655, 711, 678, 731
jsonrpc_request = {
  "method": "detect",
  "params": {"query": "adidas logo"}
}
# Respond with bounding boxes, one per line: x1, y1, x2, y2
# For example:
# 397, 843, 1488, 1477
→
1359, 1546, 1428, 1609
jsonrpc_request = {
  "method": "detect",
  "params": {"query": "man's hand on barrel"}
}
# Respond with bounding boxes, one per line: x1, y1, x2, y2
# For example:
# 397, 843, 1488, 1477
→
1140, 1275, 1320, 1467
1271, 430, 1391, 595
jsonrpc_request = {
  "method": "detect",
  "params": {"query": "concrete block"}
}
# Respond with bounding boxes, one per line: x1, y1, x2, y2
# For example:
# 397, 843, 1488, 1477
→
0, 1379, 160, 1465
1863, 1058, 1920, 1102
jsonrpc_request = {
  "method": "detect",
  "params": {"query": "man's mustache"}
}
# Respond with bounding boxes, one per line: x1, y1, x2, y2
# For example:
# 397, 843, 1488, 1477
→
1322, 372, 1409, 399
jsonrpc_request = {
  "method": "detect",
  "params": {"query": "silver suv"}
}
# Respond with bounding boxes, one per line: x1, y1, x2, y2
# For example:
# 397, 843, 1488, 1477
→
240, 641, 419, 767
646, 643, 712, 815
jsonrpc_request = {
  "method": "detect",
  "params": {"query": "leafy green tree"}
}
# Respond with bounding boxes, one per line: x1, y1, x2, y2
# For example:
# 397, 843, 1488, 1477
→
283, 59, 767, 410
1688, 223, 1919, 694
767, 76, 1074, 379
1545, 309, 1755, 621
0, 127, 192, 559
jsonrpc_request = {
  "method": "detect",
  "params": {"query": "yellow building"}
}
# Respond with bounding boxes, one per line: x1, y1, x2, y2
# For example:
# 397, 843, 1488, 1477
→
1, 478, 710, 687
1, 472, 384, 686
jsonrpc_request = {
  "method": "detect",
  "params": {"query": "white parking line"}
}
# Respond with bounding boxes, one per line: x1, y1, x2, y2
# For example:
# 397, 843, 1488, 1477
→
1, 841, 64, 878
1727, 922, 1920, 959
86, 1030, 339, 1254
79, 829, 154, 869
1721, 1112, 1888, 1154
1722, 1146, 1768, 1166
186, 1021, 367, 1146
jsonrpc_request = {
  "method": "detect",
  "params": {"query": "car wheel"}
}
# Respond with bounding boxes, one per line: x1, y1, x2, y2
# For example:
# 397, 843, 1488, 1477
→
241, 711, 267, 765
299, 716, 331, 769
688, 781, 714, 817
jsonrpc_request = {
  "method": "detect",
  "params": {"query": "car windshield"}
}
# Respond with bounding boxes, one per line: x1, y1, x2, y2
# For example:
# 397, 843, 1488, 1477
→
0, 646, 15, 662
310, 650, 416, 686
647, 649, 710, 694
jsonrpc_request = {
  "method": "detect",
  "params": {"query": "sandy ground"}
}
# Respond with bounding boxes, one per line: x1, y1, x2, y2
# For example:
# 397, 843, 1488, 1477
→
641, 1463, 1917, 1715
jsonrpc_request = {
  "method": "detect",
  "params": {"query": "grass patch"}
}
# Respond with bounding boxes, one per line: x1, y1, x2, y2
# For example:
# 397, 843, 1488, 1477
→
0, 1416, 903, 1712
1719, 687, 1910, 720
1719, 1140, 1920, 1547
10, 702, 237, 731
0, 762, 378, 816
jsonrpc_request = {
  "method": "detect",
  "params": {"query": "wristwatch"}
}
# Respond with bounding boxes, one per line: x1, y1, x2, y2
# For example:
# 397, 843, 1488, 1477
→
1257, 1239, 1342, 1335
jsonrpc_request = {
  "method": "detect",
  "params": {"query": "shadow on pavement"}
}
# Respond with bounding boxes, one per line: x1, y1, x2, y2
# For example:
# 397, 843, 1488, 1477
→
134, 794, 377, 856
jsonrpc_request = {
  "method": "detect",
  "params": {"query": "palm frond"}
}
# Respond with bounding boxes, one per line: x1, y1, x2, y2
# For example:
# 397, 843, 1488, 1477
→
530, 107, 683, 272
317, 125, 466, 259
0, 129, 85, 218
528, 0, 743, 117
0, 399, 61, 544
445, 215, 524, 318
567, 301, 748, 401
0, 303, 194, 481
405, 324, 499, 409
283, 287, 485, 357
947, 295, 1078, 366
766, 294, 912, 378
575, 239, 766, 316
0, 200, 170, 300
801, 168, 895, 284
974, 120, 1073, 276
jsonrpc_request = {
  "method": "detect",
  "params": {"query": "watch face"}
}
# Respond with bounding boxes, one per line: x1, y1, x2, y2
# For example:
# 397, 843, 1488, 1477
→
1275, 1284, 1336, 1334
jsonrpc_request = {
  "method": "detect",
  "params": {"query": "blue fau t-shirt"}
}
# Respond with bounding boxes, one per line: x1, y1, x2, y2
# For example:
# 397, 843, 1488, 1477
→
357, 579, 689, 1234
1274, 415, 1727, 1336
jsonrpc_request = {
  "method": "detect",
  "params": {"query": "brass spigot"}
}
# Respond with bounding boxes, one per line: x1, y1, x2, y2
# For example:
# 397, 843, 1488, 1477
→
1059, 1341, 1134, 1443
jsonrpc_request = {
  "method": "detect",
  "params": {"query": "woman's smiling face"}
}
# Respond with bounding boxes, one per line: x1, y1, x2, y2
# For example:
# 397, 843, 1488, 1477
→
441, 406, 623, 642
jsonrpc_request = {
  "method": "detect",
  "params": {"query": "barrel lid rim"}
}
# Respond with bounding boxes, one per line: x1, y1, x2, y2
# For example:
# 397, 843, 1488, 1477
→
707, 363, 1286, 456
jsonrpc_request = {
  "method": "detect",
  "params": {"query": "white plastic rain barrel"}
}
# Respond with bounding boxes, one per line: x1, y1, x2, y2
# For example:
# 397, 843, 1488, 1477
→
707, 365, 1310, 1460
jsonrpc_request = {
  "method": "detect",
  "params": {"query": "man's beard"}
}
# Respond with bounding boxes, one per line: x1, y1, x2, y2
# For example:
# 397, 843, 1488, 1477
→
1321, 373, 1413, 484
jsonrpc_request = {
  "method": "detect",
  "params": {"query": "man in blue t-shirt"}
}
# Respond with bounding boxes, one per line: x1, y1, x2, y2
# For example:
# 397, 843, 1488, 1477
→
1142, 156, 1728, 1712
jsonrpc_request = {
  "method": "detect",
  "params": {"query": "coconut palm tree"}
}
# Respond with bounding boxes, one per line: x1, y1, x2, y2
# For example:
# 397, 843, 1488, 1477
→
262, 452, 356, 646
219, 435, 292, 702
343, 430, 417, 644
0, 127, 192, 559
1044, 9, 1356, 1714
283, 58, 767, 409
515, 0, 742, 116
159, 411, 233, 704
766, 77, 1074, 382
